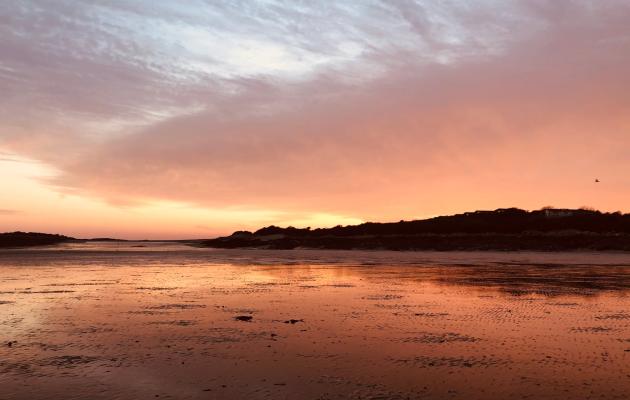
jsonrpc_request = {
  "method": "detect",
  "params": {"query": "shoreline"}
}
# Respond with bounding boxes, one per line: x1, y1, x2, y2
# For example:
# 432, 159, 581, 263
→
201, 232, 630, 252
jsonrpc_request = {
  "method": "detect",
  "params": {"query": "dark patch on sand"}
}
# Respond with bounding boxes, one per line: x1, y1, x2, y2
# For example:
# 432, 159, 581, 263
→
18, 290, 76, 294
39, 355, 103, 368
44, 282, 116, 287
0, 360, 36, 376
571, 326, 614, 333
392, 355, 508, 368
399, 332, 480, 344
147, 320, 197, 326
414, 312, 449, 317
127, 310, 172, 315
596, 313, 630, 320
145, 303, 206, 310
364, 294, 403, 301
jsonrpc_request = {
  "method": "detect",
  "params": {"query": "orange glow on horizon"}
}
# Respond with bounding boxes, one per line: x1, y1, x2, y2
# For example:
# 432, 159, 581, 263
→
1, 1, 629, 238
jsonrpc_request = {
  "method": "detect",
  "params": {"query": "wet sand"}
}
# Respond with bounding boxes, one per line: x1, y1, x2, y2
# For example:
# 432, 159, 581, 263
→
1, 245, 629, 399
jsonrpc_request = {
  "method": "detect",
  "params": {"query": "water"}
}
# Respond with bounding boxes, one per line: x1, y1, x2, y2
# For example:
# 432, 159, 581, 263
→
1, 243, 629, 399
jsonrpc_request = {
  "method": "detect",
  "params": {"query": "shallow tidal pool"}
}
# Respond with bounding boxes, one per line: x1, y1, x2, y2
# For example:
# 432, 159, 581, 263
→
1, 245, 629, 399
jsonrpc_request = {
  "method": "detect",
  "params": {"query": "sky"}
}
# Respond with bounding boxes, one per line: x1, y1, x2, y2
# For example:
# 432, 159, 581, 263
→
1, 0, 629, 239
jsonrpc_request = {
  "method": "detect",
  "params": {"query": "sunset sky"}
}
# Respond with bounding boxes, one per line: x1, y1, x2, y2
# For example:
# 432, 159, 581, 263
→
1, 1, 629, 239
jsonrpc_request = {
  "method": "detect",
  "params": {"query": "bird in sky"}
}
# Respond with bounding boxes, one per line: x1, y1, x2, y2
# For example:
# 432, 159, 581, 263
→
595, 178, 600, 183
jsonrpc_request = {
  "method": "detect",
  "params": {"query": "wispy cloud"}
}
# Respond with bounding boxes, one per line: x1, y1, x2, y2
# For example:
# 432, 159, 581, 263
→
0, 151, 39, 163
0, 209, 20, 215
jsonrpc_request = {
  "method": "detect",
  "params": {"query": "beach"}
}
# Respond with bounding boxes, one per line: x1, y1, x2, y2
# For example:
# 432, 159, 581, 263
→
1, 244, 629, 399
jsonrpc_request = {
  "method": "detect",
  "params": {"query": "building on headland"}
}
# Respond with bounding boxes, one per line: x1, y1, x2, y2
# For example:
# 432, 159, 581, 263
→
543, 209, 574, 218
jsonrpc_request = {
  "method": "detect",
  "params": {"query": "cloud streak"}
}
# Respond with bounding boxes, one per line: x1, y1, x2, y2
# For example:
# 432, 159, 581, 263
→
0, 209, 20, 215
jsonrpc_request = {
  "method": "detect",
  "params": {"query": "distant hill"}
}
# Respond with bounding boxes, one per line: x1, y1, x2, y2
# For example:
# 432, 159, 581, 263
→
0, 232, 78, 248
203, 208, 630, 251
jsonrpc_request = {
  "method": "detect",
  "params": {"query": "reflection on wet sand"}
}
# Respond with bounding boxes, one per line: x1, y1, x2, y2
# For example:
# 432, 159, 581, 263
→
0, 247, 629, 399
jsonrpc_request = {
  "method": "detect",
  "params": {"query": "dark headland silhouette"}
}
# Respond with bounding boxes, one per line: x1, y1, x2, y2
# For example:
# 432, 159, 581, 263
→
0, 233, 164, 248
0, 232, 78, 248
203, 208, 630, 251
